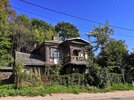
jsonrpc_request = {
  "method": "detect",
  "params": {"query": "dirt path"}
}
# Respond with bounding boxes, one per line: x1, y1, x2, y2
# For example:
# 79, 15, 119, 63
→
1, 90, 134, 100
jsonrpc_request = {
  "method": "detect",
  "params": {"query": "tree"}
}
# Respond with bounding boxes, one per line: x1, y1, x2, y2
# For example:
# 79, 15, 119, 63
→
125, 52, 134, 82
87, 21, 113, 51
31, 18, 55, 44
11, 16, 56, 53
88, 22, 128, 83
13, 60, 24, 89
0, 0, 14, 66
97, 40, 128, 83
55, 22, 80, 40
97, 40, 128, 68
11, 15, 34, 53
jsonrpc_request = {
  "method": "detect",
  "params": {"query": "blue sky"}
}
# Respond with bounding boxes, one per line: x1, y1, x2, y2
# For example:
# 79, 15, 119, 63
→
10, 0, 134, 52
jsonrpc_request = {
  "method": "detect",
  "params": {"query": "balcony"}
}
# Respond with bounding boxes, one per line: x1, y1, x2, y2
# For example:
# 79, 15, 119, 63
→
64, 56, 88, 65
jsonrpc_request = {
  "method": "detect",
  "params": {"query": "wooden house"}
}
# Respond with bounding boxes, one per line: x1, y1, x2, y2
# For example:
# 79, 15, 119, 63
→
16, 37, 90, 75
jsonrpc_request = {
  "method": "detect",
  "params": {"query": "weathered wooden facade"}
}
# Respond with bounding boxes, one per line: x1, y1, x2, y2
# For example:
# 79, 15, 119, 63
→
16, 37, 90, 74
59, 38, 90, 74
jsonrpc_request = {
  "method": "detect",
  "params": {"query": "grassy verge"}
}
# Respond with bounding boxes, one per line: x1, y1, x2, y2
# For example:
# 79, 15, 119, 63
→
0, 84, 134, 97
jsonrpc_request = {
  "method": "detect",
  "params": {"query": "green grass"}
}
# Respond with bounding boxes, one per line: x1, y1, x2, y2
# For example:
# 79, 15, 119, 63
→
0, 84, 88, 97
0, 83, 134, 97
106, 83, 134, 91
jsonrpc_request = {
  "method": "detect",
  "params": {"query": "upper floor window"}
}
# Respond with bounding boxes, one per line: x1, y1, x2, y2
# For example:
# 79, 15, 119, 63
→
73, 49, 83, 57
50, 48, 59, 59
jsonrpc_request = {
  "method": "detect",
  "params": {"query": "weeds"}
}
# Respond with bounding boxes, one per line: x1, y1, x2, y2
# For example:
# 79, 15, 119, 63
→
0, 83, 134, 97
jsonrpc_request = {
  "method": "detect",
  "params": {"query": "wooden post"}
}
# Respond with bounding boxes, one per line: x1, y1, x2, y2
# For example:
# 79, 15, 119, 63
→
45, 46, 50, 62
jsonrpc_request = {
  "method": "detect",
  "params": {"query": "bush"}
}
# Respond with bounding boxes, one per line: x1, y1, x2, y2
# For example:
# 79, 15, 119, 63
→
47, 73, 85, 86
44, 64, 63, 75
86, 65, 110, 88
86, 65, 123, 88
13, 60, 25, 89
109, 73, 122, 85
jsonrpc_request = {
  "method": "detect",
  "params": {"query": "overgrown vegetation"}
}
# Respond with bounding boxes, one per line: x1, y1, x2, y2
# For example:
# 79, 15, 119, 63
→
1, 0, 134, 97
0, 83, 133, 97
0, 0, 14, 66
13, 60, 24, 89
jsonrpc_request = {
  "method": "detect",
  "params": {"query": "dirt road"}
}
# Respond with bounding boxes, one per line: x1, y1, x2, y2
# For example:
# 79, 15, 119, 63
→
1, 90, 134, 100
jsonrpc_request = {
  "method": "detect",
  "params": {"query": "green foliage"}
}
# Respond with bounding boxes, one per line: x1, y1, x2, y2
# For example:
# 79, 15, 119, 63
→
11, 16, 55, 52
0, 83, 134, 97
14, 60, 24, 75
13, 60, 24, 89
87, 22, 128, 85
31, 18, 55, 44
125, 52, 134, 83
0, 84, 89, 97
88, 21, 113, 51
87, 65, 110, 88
106, 83, 134, 91
33, 29, 54, 44
55, 22, 80, 40
0, 0, 13, 66
98, 39, 128, 68
11, 14, 34, 52
86, 63, 123, 88
109, 73, 122, 84
47, 73, 85, 86
44, 64, 63, 75
19, 72, 43, 88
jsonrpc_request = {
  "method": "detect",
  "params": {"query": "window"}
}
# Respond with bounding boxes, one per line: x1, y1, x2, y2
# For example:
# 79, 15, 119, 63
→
50, 48, 59, 59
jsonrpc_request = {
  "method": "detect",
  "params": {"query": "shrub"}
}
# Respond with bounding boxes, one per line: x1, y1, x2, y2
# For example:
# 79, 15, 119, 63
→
86, 65, 123, 88
86, 65, 110, 88
13, 60, 25, 89
44, 64, 63, 75
47, 73, 85, 86
109, 73, 122, 85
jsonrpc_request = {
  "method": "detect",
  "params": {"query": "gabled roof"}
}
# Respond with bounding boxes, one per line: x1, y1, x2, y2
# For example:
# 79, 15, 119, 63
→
67, 37, 89, 43
61, 37, 90, 45
16, 51, 45, 66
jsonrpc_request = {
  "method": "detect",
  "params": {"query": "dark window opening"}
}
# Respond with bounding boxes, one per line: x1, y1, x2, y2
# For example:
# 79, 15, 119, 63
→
50, 48, 59, 59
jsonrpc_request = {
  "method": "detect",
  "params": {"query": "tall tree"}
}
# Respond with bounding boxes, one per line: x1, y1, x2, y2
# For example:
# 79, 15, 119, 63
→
0, 0, 14, 66
11, 15, 34, 53
88, 22, 128, 83
31, 18, 55, 44
97, 39, 128, 68
55, 22, 80, 40
88, 22, 113, 51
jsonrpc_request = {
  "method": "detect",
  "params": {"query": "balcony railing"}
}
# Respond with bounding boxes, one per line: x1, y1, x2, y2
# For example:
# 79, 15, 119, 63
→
71, 56, 85, 62
64, 56, 87, 64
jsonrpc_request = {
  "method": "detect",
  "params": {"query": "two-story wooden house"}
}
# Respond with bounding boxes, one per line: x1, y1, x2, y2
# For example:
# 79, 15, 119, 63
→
16, 37, 90, 75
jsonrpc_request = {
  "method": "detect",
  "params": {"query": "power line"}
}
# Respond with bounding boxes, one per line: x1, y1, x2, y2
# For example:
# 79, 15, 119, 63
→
13, 7, 58, 22
113, 34, 134, 38
12, 6, 90, 30
20, 0, 134, 32
13, 6, 134, 38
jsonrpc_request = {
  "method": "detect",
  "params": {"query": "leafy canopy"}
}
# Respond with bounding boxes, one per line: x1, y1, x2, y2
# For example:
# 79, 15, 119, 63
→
88, 21, 113, 51
0, 0, 14, 66
12, 15, 33, 52
31, 18, 55, 44
55, 22, 80, 40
